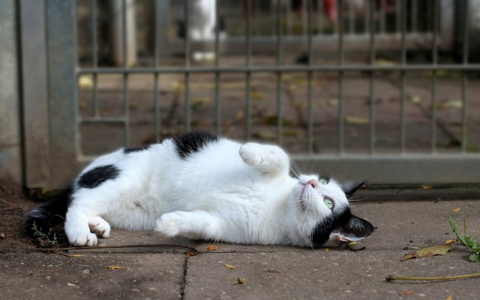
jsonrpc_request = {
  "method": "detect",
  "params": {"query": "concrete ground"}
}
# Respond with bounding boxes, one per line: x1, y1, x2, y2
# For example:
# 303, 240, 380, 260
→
2, 199, 480, 300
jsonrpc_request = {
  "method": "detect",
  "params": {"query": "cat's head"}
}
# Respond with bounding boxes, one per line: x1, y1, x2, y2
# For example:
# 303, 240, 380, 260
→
289, 175, 374, 248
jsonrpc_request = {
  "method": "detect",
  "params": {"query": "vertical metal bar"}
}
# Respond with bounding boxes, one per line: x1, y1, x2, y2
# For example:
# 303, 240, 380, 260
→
317, 0, 323, 34
368, 0, 376, 154
276, 0, 283, 145
395, 0, 401, 33
91, 0, 99, 118
461, 0, 470, 152
19, 0, 51, 186
380, 0, 386, 33
286, 0, 292, 35
245, 0, 252, 140
430, 0, 438, 153
215, 0, 221, 136
400, 0, 407, 153
254, 0, 260, 36
122, 0, 130, 146
302, 0, 307, 35
184, 0, 191, 132
154, 0, 160, 141
338, 0, 344, 154
47, 0, 79, 187
307, 0, 314, 153
364, 0, 369, 34
348, 0, 354, 34
412, 0, 417, 32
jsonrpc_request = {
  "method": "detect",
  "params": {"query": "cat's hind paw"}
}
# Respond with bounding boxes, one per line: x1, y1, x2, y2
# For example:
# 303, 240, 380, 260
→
155, 212, 185, 237
88, 216, 111, 238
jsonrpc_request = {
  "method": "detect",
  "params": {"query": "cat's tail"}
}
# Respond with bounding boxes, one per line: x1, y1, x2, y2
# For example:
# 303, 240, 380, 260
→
24, 187, 73, 238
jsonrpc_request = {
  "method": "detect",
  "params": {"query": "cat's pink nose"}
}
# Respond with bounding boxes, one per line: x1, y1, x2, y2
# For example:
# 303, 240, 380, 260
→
307, 179, 318, 188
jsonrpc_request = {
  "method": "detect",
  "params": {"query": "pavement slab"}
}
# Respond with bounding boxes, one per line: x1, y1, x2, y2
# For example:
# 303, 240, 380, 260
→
0, 252, 186, 300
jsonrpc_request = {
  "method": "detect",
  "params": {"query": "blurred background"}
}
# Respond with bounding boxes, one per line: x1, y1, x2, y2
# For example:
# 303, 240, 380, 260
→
1, 0, 479, 187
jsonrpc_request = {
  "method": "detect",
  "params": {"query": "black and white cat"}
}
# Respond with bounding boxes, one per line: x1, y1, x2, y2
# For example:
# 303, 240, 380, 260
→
25, 132, 373, 248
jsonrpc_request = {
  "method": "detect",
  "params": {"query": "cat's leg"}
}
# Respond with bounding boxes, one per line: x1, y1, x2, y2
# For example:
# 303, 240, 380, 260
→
64, 192, 113, 246
155, 210, 222, 240
239, 143, 290, 175
65, 208, 99, 246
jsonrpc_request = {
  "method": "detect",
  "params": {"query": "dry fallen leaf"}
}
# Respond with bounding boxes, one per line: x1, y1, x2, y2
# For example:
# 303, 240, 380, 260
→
421, 185, 432, 190
267, 269, 281, 274
224, 263, 236, 269
345, 116, 370, 125
78, 75, 93, 89
251, 91, 265, 100
237, 277, 247, 284
436, 100, 463, 109
207, 245, 218, 251
445, 239, 455, 245
452, 207, 461, 213
349, 241, 358, 246
444, 295, 452, 300
186, 252, 195, 258
68, 254, 85, 257
411, 96, 421, 104
401, 244, 452, 261
234, 110, 244, 121
107, 266, 127, 270
398, 291, 414, 296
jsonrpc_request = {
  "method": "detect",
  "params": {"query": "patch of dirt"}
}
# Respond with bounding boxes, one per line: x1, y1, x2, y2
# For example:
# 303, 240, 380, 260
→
0, 187, 37, 252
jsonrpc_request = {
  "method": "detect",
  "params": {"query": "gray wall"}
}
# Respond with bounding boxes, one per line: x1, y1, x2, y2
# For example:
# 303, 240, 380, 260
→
0, 1, 23, 186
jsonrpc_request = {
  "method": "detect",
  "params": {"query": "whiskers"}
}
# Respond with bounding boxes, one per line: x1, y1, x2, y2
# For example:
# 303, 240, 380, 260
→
347, 195, 372, 202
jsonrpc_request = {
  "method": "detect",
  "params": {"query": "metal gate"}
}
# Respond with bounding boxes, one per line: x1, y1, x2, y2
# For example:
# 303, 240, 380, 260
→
18, 0, 480, 188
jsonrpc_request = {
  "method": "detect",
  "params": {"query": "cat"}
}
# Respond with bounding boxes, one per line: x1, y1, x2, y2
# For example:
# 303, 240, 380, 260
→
25, 132, 374, 248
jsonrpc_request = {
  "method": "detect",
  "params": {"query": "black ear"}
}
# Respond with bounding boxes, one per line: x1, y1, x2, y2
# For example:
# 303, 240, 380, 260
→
341, 180, 365, 198
338, 215, 374, 241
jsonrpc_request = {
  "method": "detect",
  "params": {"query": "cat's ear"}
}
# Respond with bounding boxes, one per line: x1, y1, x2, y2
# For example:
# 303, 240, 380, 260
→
338, 215, 374, 242
341, 180, 365, 198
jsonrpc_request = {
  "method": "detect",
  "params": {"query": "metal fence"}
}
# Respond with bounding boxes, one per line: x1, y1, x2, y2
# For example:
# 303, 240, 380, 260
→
17, 0, 480, 187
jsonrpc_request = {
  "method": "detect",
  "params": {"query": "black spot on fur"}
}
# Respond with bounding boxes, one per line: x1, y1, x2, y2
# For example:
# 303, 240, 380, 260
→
124, 144, 151, 154
77, 165, 120, 189
172, 132, 219, 159
310, 207, 352, 246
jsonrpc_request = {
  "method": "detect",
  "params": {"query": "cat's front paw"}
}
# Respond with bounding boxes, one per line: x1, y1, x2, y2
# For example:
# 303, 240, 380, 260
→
88, 216, 111, 238
67, 230, 98, 246
155, 212, 184, 237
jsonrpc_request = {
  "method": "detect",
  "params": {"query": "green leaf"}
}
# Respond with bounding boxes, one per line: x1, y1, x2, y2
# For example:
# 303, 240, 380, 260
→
469, 254, 480, 262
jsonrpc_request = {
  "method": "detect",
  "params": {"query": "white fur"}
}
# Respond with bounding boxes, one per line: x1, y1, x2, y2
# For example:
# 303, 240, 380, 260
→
64, 138, 352, 247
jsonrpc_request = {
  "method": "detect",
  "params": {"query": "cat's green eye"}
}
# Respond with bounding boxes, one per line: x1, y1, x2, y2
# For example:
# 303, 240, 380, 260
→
319, 179, 328, 185
323, 198, 334, 210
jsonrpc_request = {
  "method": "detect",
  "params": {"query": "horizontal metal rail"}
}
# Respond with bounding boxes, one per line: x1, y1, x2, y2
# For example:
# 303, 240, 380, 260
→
78, 64, 480, 75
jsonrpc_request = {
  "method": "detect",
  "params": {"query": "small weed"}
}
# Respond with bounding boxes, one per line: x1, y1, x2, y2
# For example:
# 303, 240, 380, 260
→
449, 216, 480, 262
31, 222, 58, 248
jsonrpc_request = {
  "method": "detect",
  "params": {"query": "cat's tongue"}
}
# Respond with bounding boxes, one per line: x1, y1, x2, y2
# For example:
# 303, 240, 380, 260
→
333, 232, 366, 243
340, 234, 366, 242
